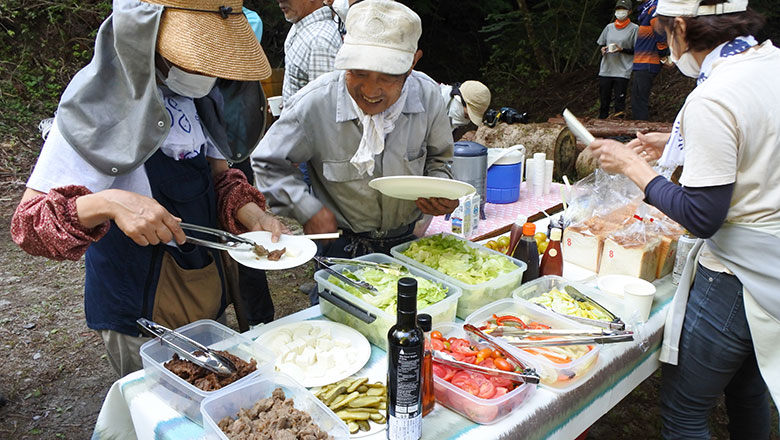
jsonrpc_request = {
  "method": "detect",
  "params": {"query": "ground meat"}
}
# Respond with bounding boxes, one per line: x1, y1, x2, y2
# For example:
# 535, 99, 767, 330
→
267, 248, 286, 261
163, 350, 257, 392
218, 388, 333, 440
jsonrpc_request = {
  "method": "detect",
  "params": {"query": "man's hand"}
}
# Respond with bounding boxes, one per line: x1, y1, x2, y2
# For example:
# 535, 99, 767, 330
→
236, 203, 289, 243
92, 189, 185, 246
416, 197, 459, 216
304, 206, 338, 235
625, 131, 670, 162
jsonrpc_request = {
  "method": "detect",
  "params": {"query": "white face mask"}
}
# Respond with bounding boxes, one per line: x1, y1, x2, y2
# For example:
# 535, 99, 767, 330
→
165, 65, 217, 99
449, 98, 471, 127
670, 39, 701, 78
615, 10, 628, 20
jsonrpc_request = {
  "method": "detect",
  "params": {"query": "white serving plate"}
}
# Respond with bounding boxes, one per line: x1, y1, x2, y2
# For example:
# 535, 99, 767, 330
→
369, 176, 475, 201
227, 231, 317, 270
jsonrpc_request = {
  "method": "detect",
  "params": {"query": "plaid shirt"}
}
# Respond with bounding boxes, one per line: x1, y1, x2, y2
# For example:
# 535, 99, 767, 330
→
282, 6, 342, 105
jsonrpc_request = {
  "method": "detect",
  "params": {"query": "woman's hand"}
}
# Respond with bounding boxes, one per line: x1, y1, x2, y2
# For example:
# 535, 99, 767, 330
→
79, 189, 185, 246
236, 203, 289, 243
416, 197, 459, 216
625, 131, 670, 162
589, 139, 659, 191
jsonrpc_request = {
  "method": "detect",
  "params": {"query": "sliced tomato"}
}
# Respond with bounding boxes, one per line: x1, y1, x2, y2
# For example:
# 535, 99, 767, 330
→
488, 375, 512, 388
478, 358, 495, 369
451, 371, 481, 396
431, 338, 445, 351
493, 386, 509, 397
477, 379, 496, 399
433, 363, 454, 380
451, 339, 478, 355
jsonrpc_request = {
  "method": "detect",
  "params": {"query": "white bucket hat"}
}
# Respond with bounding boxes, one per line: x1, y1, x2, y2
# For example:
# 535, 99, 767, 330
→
656, 0, 748, 17
334, 0, 422, 75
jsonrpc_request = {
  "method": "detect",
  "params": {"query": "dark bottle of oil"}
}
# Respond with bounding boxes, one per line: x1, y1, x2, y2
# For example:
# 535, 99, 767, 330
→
417, 313, 434, 417
387, 277, 423, 440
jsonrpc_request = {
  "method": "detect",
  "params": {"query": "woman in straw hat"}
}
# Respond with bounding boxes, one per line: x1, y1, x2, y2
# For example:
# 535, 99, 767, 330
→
590, 0, 778, 437
10, 0, 285, 376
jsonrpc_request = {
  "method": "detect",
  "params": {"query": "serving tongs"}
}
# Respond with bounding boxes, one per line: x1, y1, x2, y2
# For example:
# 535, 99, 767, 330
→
486, 326, 635, 347
432, 351, 540, 385
136, 318, 237, 377
316, 256, 408, 276
315, 256, 380, 296
180, 222, 256, 251
544, 285, 626, 331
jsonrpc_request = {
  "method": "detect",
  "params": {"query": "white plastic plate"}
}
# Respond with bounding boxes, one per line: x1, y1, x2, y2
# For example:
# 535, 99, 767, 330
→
369, 176, 475, 201
227, 231, 317, 270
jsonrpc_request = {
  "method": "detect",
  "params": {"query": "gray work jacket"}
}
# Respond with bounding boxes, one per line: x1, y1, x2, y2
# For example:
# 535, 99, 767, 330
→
251, 70, 454, 233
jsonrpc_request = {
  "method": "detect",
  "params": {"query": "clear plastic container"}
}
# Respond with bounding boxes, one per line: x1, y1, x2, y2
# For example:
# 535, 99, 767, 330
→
430, 322, 537, 424
512, 275, 624, 326
139, 319, 274, 424
200, 373, 350, 440
315, 253, 461, 351
390, 234, 527, 319
464, 298, 601, 392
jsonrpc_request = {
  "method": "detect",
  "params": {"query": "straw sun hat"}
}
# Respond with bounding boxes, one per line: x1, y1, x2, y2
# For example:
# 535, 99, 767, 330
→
145, 0, 271, 81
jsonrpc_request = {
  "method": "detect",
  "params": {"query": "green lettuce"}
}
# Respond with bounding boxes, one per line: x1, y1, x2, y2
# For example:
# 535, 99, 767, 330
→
328, 267, 447, 314
401, 234, 518, 285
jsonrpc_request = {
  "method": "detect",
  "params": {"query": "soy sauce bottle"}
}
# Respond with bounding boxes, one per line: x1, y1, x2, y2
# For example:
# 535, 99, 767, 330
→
387, 278, 423, 440
513, 222, 540, 283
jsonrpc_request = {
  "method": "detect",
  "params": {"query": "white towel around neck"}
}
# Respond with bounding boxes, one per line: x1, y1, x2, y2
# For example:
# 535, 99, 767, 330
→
349, 83, 409, 176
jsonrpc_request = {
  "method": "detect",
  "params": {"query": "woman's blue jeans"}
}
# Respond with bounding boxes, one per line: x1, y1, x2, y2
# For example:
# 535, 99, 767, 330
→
660, 264, 771, 439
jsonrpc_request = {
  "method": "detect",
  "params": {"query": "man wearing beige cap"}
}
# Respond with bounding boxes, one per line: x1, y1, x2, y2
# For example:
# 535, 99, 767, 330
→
440, 80, 491, 130
253, 0, 457, 300
10, 0, 286, 376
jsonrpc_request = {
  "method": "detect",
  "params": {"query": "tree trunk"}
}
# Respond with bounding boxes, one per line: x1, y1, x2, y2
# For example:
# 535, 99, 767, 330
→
547, 117, 674, 138
575, 145, 600, 179
515, 0, 549, 71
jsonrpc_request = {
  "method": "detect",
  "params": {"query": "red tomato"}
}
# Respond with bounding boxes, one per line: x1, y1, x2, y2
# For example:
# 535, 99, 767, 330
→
431, 338, 445, 351
477, 347, 493, 359
433, 364, 456, 381
477, 379, 496, 399
451, 340, 477, 356
478, 358, 495, 369
494, 357, 512, 371
493, 386, 509, 397
488, 375, 512, 388
490, 349, 503, 359
447, 337, 460, 345
451, 371, 481, 396
431, 330, 443, 340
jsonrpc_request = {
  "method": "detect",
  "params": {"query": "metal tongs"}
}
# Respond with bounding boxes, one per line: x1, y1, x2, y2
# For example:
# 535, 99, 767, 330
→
180, 222, 256, 251
432, 351, 540, 385
487, 326, 634, 347
136, 318, 237, 377
545, 285, 626, 331
315, 256, 409, 296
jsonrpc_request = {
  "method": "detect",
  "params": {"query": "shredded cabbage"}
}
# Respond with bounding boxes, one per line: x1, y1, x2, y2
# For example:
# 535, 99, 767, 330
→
400, 235, 518, 285
328, 268, 447, 314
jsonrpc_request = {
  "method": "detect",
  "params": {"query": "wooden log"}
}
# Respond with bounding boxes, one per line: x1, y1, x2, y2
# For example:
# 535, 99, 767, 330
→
575, 146, 600, 179
547, 117, 673, 138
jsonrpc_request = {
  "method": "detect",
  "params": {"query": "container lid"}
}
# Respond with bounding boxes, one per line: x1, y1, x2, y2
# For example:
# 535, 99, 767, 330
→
454, 141, 488, 157
522, 223, 536, 236
417, 314, 432, 331
550, 227, 562, 241
488, 145, 525, 167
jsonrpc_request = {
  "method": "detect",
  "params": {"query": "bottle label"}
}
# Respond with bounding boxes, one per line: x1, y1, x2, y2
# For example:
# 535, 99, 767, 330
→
548, 248, 558, 258
388, 347, 422, 439
388, 414, 422, 440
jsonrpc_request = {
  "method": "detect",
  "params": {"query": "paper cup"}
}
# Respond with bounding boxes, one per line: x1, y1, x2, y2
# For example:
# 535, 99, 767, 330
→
525, 159, 534, 184
268, 96, 283, 117
532, 182, 544, 198
623, 281, 656, 322
533, 153, 546, 186
608, 43, 618, 53
544, 159, 554, 194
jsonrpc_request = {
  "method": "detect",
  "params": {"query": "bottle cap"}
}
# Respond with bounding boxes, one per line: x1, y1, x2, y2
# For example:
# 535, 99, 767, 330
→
522, 222, 536, 236
397, 277, 418, 312
515, 214, 528, 226
550, 227, 562, 241
417, 314, 432, 332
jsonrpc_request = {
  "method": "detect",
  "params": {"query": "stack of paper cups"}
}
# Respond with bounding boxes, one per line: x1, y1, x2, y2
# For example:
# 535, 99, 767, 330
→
525, 158, 534, 185
544, 160, 554, 194
533, 153, 546, 197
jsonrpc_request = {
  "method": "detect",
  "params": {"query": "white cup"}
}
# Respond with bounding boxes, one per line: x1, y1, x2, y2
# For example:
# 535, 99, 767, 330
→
533, 182, 544, 198
608, 43, 618, 53
525, 158, 534, 185
533, 153, 546, 185
543, 159, 554, 194
623, 281, 656, 322
267, 96, 283, 117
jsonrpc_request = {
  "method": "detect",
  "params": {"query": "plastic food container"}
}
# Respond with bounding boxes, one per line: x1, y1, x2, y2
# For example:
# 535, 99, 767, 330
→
513, 275, 624, 326
139, 319, 274, 424
200, 372, 350, 440
430, 322, 537, 424
315, 253, 461, 351
391, 234, 526, 319
464, 298, 600, 392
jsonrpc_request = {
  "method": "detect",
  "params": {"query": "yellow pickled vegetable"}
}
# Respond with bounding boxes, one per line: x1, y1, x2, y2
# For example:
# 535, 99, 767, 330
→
529, 288, 612, 321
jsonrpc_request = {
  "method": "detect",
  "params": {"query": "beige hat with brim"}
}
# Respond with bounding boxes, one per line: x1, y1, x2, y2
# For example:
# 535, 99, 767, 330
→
460, 81, 491, 127
656, 0, 748, 16
334, 0, 422, 75
147, 0, 272, 81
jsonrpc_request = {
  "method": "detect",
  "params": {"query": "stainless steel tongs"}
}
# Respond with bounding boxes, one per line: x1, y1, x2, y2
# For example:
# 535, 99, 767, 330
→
136, 318, 237, 377
315, 256, 380, 296
432, 351, 540, 385
180, 222, 256, 251
486, 326, 635, 347
316, 256, 408, 276
541, 285, 626, 331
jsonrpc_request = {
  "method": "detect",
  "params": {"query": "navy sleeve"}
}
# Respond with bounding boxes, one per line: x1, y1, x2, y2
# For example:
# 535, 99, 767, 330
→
643, 175, 733, 239
621, 48, 635, 55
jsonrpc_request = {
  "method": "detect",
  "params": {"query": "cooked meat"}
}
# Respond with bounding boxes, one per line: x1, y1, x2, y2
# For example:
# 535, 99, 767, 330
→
267, 248, 286, 261
218, 388, 333, 440
253, 244, 269, 257
163, 350, 257, 392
